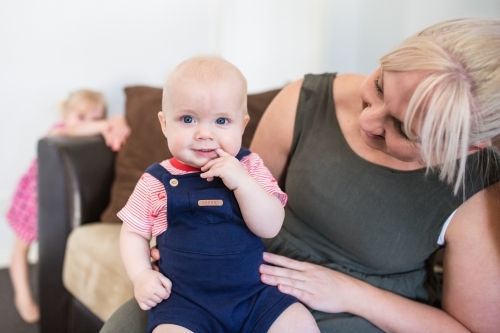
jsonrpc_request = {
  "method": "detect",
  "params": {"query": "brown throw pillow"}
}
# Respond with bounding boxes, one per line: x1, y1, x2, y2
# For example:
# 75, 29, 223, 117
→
100, 86, 281, 223
100, 86, 169, 222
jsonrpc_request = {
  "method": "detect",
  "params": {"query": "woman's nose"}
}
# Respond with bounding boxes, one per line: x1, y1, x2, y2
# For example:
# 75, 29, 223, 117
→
359, 103, 386, 136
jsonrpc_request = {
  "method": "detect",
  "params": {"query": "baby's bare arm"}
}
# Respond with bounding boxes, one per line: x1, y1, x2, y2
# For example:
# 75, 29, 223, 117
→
200, 149, 284, 238
120, 223, 171, 310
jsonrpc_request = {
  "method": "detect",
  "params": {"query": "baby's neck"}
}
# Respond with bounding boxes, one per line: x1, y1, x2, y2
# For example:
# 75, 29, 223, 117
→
170, 158, 201, 172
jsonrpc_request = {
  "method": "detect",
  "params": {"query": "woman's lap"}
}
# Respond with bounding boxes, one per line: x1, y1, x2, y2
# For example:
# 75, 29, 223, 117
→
100, 298, 147, 333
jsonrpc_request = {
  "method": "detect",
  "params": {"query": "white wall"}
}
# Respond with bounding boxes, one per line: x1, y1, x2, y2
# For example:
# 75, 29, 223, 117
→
1, 0, 499, 268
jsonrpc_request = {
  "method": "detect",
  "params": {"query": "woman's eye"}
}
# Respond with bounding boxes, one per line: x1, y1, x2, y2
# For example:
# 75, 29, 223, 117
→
181, 116, 193, 123
374, 78, 384, 96
216, 118, 228, 125
393, 118, 410, 141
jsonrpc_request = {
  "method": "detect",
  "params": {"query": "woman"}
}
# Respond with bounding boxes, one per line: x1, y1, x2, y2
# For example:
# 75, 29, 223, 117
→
102, 17, 500, 332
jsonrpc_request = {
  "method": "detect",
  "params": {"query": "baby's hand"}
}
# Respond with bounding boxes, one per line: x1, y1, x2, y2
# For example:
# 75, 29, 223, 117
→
132, 269, 172, 310
200, 148, 249, 190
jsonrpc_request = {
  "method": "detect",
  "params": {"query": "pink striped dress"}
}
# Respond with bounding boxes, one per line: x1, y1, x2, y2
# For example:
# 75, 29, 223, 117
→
6, 123, 64, 244
6, 159, 38, 244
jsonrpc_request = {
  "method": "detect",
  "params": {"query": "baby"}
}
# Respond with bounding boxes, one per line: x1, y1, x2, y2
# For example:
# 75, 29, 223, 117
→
119, 56, 319, 333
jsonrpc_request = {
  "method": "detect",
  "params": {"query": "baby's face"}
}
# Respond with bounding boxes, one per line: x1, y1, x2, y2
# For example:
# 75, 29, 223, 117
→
159, 78, 249, 168
64, 101, 105, 127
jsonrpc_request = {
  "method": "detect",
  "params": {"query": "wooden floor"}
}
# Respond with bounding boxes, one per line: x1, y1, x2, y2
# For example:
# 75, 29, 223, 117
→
0, 264, 39, 333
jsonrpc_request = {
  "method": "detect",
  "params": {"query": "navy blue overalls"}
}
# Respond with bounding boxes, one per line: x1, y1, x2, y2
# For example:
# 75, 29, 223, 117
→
147, 148, 296, 333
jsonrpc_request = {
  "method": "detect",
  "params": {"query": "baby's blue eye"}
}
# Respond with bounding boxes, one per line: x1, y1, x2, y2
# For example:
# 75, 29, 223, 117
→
216, 118, 228, 125
182, 116, 193, 123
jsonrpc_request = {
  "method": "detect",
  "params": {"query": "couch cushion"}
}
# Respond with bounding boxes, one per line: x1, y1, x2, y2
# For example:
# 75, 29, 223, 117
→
100, 86, 281, 223
63, 223, 133, 322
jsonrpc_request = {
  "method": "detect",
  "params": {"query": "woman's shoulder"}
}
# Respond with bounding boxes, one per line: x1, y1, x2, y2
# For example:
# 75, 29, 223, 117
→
447, 182, 500, 240
270, 73, 366, 113
333, 73, 366, 113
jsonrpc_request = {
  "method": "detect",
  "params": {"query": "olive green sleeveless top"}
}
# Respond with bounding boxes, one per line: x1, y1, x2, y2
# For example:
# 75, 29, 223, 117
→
264, 73, 500, 332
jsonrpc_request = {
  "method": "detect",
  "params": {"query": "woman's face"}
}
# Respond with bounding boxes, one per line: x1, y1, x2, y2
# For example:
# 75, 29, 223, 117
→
358, 68, 429, 163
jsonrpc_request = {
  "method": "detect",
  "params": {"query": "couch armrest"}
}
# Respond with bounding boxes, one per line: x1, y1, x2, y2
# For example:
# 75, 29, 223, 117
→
37, 135, 115, 333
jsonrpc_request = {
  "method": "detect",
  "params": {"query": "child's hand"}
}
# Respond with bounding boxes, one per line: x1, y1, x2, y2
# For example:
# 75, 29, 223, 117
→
103, 115, 131, 151
132, 269, 171, 310
200, 148, 250, 190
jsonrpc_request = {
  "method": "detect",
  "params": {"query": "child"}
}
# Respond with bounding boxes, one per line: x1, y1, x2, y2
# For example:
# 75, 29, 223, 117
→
6, 89, 130, 323
119, 57, 319, 333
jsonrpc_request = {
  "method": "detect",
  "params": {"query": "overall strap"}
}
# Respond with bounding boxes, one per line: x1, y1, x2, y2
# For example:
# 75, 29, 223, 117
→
235, 147, 251, 160
145, 163, 169, 182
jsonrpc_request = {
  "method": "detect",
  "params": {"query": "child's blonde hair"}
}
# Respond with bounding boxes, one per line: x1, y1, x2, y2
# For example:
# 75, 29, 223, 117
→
61, 89, 107, 117
380, 17, 500, 193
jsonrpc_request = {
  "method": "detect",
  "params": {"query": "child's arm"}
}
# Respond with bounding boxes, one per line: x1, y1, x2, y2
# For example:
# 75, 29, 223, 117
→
49, 115, 130, 151
200, 149, 284, 238
48, 120, 109, 137
120, 223, 171, 310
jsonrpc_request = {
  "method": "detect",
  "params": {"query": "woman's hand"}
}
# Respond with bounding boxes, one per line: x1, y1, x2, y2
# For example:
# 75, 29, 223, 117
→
150, 246, 160, 272
259, 252, 358, 314
103, 115, 131, 151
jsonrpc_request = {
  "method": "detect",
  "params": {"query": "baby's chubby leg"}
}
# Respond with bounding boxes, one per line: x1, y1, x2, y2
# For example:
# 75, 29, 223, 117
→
153, 324, 193, 333
267, 302, 320, 333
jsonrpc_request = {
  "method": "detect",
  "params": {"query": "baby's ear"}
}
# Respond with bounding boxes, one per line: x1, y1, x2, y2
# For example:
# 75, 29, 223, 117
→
242, 114, 250, 128
158, 111, 167, 135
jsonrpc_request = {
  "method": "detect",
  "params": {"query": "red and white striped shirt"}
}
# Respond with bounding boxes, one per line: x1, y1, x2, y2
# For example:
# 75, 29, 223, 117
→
118, 153, 287, 236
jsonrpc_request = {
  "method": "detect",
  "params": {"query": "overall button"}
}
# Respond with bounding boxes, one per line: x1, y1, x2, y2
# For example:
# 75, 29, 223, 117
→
169, 178, 179, 187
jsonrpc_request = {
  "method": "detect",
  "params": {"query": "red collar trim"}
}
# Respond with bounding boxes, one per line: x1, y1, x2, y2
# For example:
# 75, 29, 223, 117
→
169, 158, 201, 172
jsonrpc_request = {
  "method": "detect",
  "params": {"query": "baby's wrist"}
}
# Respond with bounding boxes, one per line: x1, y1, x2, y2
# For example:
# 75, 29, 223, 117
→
131, 267, 152, 284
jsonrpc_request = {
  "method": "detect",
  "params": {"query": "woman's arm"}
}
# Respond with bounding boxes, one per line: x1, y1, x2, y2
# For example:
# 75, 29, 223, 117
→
260, 253, 470, 333
249, 79, 302, 184
441, 183, 500, 332
260, 184, 500, 332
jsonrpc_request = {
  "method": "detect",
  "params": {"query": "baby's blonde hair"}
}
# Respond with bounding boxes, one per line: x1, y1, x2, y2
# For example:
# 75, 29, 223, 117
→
61, 89, 107, 118
163, 56, 248, 114
380, 17, 500, 193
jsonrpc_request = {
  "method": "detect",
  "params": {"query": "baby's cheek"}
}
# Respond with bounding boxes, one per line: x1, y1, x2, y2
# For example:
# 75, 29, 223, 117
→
167, 140, 184, 157
221, 136, 243, 156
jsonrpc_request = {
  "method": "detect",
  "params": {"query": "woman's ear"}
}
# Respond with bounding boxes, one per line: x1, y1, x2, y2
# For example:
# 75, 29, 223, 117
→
468, 139, 492, 153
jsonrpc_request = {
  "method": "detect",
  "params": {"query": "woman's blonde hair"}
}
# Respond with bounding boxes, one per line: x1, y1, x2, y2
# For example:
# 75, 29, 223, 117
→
61, 89, 107, 117
380, 17, 500, 193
